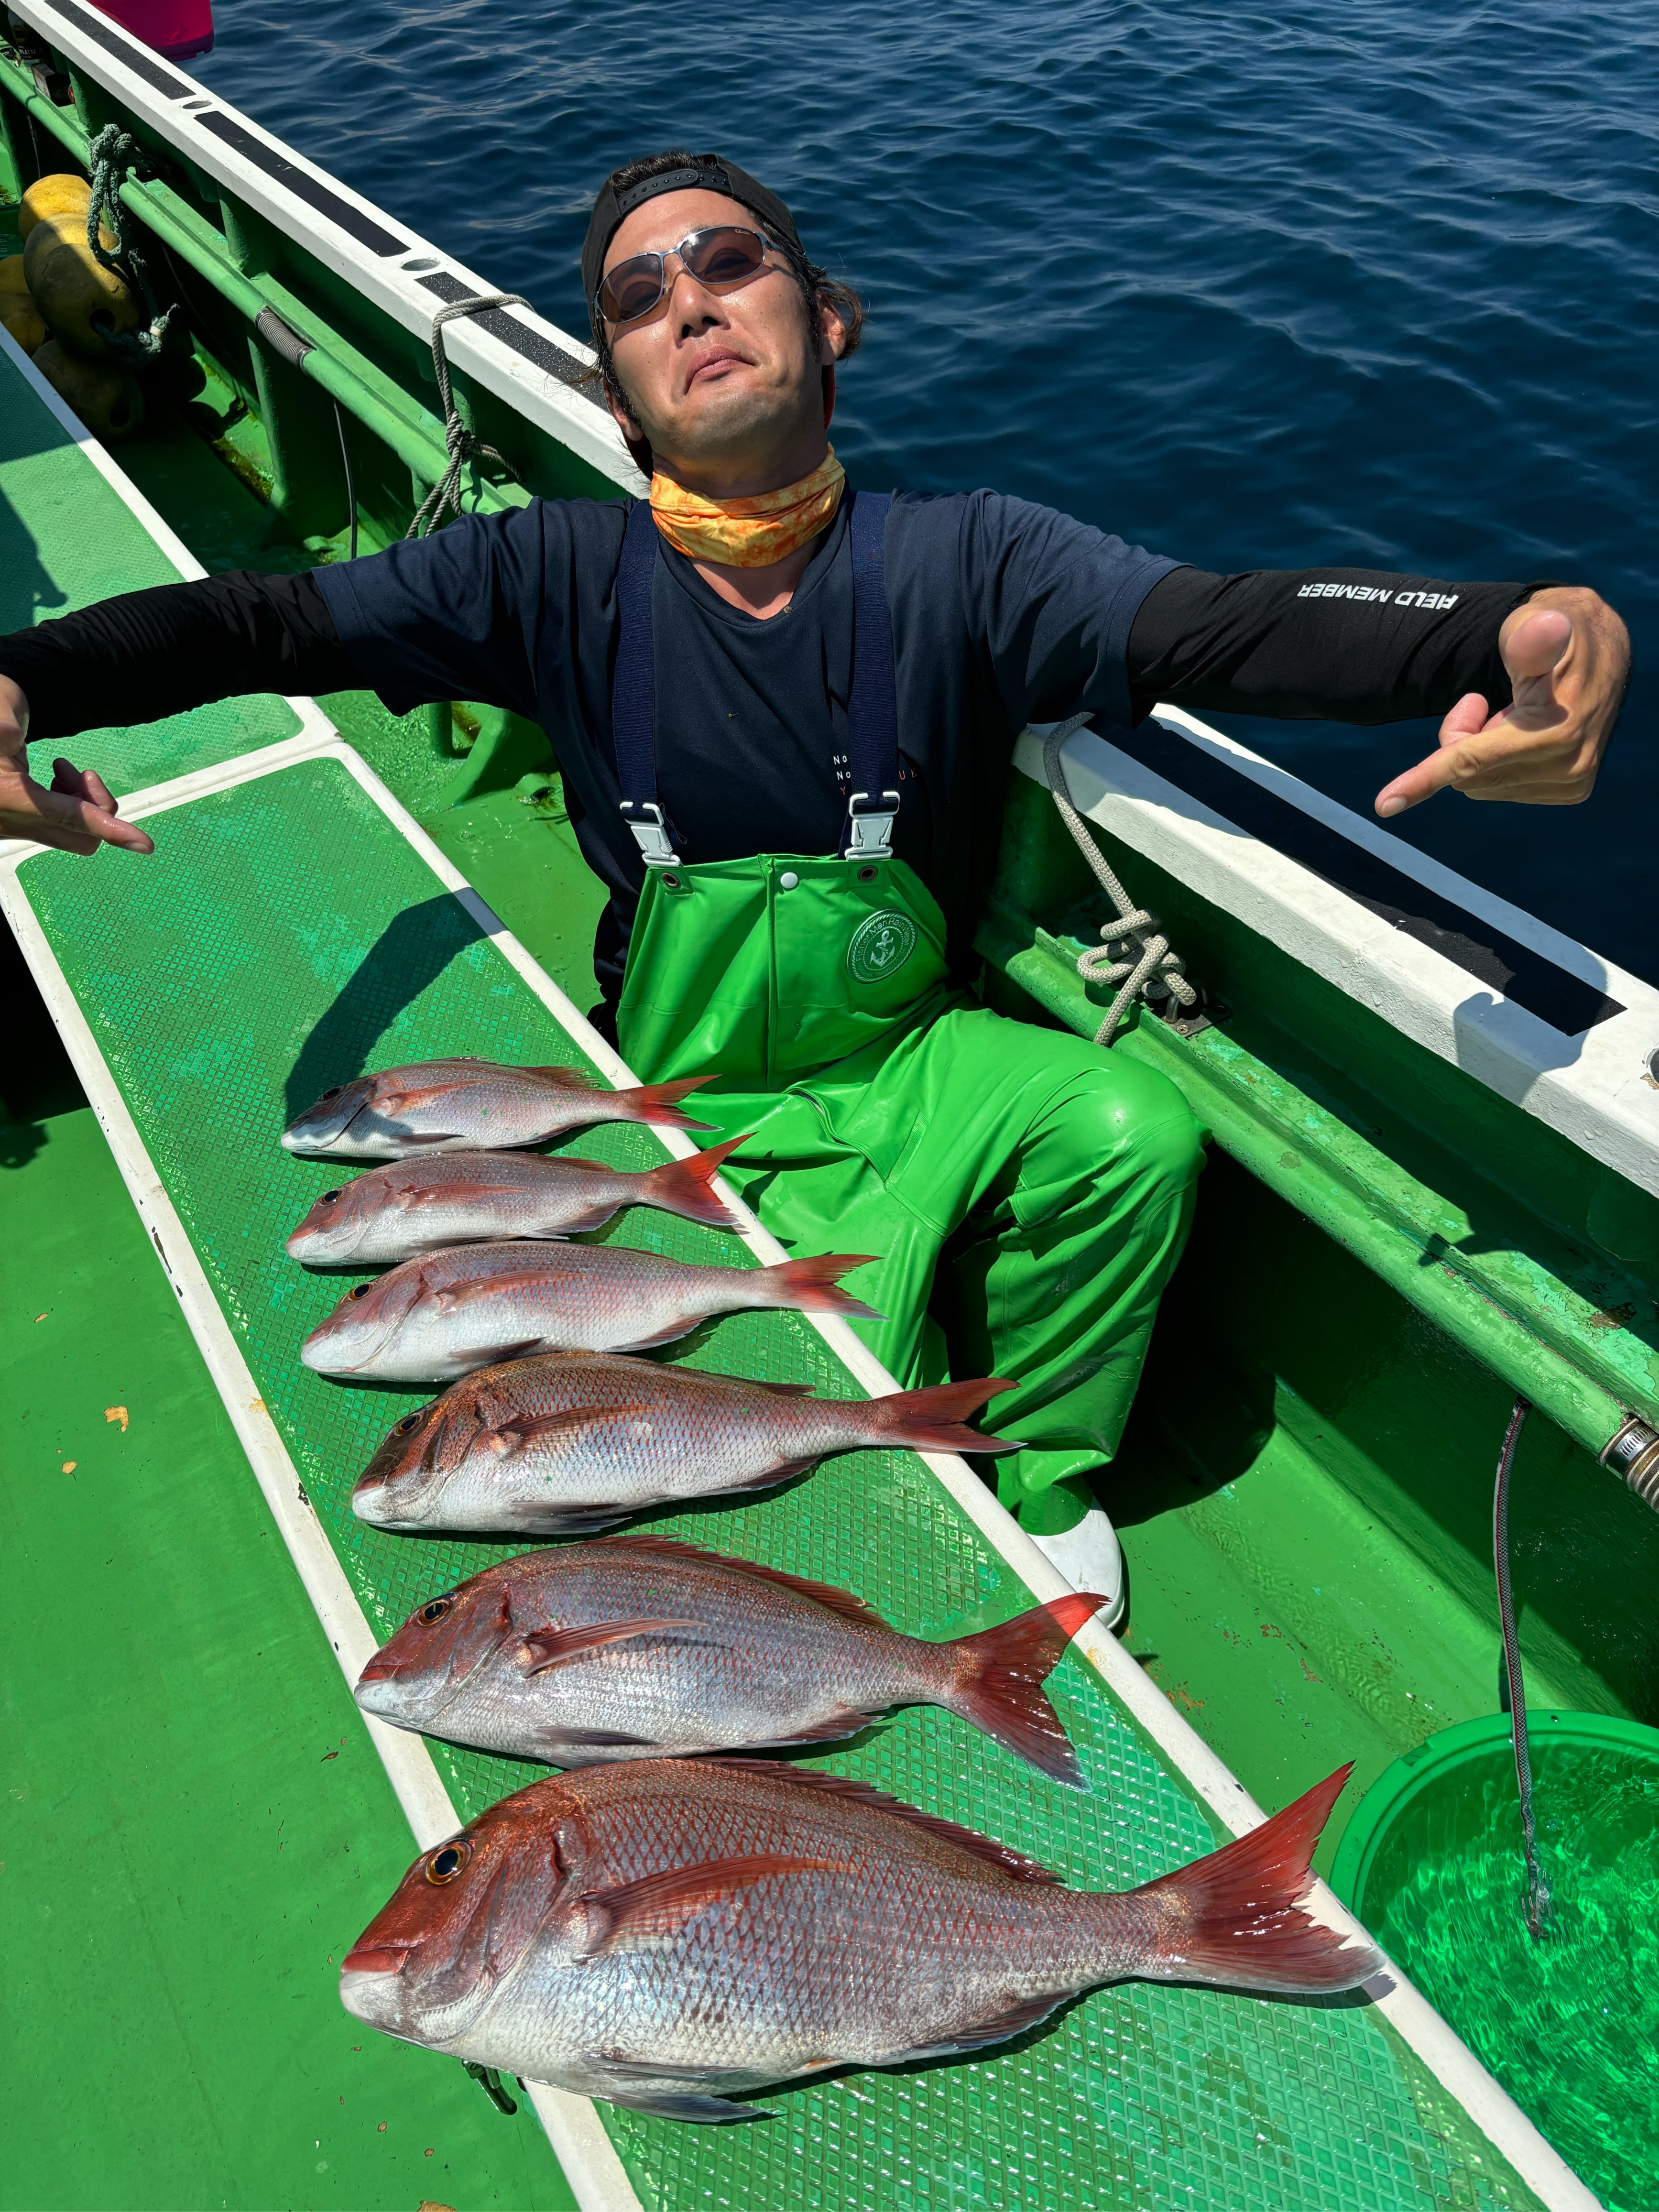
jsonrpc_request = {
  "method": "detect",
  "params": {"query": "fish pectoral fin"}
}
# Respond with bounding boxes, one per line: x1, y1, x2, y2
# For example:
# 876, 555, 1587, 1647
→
895, 1991, 1073, 2062
434, 1270, 572, 1313
404, 1182, 523, 1207
376, 1083, 471, 1114
383, 1130, 467, 1147
572, 1854, 849, 1959
518, 1617, 703, 1674
747, 1379, 818, 1397
487, 1404, 655, 1457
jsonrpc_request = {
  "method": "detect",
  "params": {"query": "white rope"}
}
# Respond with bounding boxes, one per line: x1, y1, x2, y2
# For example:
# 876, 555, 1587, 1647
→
1042, 722, 1198, 1046
407, 294, 530, 538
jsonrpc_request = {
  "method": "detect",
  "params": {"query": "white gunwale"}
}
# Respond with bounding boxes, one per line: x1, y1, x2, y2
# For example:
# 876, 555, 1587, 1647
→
0, 62, 1605, 2208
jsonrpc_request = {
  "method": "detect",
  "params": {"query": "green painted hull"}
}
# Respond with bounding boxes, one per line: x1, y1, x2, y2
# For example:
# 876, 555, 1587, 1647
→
1, 10, 1649, 2205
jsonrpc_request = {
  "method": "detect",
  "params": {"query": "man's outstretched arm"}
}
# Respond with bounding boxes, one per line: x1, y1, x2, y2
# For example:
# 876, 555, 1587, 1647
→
0, 568, 358, 854
1127, 567, 1629, 817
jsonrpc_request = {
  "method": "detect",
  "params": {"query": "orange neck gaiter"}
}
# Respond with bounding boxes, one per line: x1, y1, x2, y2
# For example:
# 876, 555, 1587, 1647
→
649, 448, 845, 568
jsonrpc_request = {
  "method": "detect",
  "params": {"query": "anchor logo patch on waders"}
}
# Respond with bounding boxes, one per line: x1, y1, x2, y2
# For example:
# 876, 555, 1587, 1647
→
847, 909, 917, 983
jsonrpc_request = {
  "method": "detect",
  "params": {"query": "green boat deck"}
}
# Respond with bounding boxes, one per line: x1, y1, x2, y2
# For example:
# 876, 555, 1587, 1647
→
0, 207, 1610, 2212
0, 269, 1598, 2211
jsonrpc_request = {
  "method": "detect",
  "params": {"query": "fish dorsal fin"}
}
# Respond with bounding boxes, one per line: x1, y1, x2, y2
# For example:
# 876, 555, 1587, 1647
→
590, 1535, 892, 1630
710, 1760, 1066, 1885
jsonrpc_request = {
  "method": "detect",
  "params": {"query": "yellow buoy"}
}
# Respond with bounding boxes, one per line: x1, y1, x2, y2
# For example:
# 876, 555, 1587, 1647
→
0, 252, 29, 295
0, 288, 47, 356
19, 173, 92, 242
23, 211, 142, 358
33, 339, 144, 442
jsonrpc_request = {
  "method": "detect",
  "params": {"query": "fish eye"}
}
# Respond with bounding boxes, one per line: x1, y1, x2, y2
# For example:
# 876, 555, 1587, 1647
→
426, 1842, 469, 1885
320, 1087, 342, 1101
417, 1594, 456, 1625
348, 1283, 373, 1301
319, 1190, 341, 1206
394, 1414, 423, 1435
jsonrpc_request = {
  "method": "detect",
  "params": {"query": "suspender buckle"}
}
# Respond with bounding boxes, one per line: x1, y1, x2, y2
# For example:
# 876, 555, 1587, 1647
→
620, 799, 678, 867
844, 789, 900, 861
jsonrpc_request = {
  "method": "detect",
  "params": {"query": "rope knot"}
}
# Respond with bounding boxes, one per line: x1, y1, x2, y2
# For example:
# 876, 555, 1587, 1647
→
1042, 723, 1199, 1046
85, 123, 178, 364
407, 294, 531, 537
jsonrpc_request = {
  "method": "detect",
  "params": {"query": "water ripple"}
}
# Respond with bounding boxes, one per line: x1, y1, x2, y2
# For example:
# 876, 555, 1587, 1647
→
193, 0, 1659, 974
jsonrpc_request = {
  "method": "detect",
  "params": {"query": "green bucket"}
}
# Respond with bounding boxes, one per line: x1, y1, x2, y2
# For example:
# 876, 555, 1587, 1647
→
1331, 1710, 1659, 2212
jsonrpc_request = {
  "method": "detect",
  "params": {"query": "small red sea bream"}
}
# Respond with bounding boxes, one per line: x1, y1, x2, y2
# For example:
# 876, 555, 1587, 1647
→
339, 1758, 1380, 2122
350, 1353, 1011, 1528
301, 1244, 879, 1383
281, 1057, 714, 1161
354, 1534, 1108, 1783
285, 1138, 747, 1264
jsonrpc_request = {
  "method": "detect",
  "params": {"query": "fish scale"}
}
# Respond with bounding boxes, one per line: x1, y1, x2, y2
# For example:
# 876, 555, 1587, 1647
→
350, 1352, 1018, 1528
285, 1139, 747, 1263
282, 1056, 716, 1160
300, 1241, 881, 1382
352, 1535, 1110, 1781
341, 1759, 1379, 2120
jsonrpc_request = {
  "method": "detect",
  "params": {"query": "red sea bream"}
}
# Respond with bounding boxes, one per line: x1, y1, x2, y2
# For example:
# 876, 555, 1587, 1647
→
353, 1534, 1108, 1782
285, 1138, 746, 1264
339, 1758, 1380, 2122
281, 1057, 714, 1160
350, 1353, 1013, 1527
300, 1244, 879, 1383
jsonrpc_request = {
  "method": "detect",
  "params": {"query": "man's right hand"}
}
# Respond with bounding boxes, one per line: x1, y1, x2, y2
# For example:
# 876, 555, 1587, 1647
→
0, 674, 154, 856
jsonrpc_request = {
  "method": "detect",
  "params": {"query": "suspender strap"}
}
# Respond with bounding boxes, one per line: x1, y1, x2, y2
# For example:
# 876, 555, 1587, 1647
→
610, 485, 902, 868
612, 497, 675, 864
843, 488, 900, 860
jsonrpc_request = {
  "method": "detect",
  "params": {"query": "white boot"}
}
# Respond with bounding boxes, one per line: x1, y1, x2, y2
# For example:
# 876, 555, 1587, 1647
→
1029, 1506, 1125, 1630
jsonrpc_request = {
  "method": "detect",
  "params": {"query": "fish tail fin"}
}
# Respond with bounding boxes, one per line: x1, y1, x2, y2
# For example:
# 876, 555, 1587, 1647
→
862, 1377, 1020, 1455
757, 1254, 883, 1320
639, 1135, 749, 1227
617, 1077, 718, 1130
942, 1594, 1110, 1786
1113, 1765, 1382, 1994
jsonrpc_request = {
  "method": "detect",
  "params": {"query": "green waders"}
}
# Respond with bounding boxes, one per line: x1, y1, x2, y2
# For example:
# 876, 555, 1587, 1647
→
609, 492, 1204, 1533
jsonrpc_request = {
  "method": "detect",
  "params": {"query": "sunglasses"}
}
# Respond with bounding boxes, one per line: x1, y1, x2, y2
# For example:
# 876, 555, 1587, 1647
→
597, 224, 779, 327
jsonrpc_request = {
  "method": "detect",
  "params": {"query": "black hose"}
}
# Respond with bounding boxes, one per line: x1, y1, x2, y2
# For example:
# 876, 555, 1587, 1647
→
332, 399, 358, 562
1494, 1393, 1551, 1938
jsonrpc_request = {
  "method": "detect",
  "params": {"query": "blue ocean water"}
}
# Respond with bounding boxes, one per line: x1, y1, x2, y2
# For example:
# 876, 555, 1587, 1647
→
191, 0, 1659, 977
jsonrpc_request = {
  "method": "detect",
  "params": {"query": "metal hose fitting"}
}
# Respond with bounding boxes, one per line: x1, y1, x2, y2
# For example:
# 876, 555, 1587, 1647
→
1600, 1416, 1659, 1511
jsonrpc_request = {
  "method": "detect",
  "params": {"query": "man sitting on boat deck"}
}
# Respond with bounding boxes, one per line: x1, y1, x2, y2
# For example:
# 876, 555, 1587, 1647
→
0, 149, 1629, 1595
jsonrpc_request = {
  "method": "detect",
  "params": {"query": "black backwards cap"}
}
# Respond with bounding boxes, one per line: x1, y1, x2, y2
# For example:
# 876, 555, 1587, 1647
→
582, 153, 803, 337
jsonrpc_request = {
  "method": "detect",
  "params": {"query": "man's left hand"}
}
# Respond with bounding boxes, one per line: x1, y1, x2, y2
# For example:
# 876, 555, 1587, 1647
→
1375, 586, 1629, 817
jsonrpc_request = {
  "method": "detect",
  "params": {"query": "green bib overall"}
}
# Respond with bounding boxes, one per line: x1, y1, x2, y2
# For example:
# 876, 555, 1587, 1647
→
610, 492, 1203, 1528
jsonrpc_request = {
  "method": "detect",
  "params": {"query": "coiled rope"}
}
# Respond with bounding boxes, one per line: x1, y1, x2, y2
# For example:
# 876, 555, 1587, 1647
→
1494, 1393, 1552, 1940
406, 294, 529, 537
1043, 721, 1198, 1046
85, 125, 178, 363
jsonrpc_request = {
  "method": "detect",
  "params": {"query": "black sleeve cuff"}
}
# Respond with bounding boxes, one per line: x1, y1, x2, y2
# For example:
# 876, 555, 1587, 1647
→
1126, 567, 1563, 726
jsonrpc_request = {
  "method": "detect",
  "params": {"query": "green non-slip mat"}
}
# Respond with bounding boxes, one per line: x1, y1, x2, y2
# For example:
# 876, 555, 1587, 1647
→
0, 340, 301, 790
0, 1106, 577, 2212
14, 749, 1545, 2212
